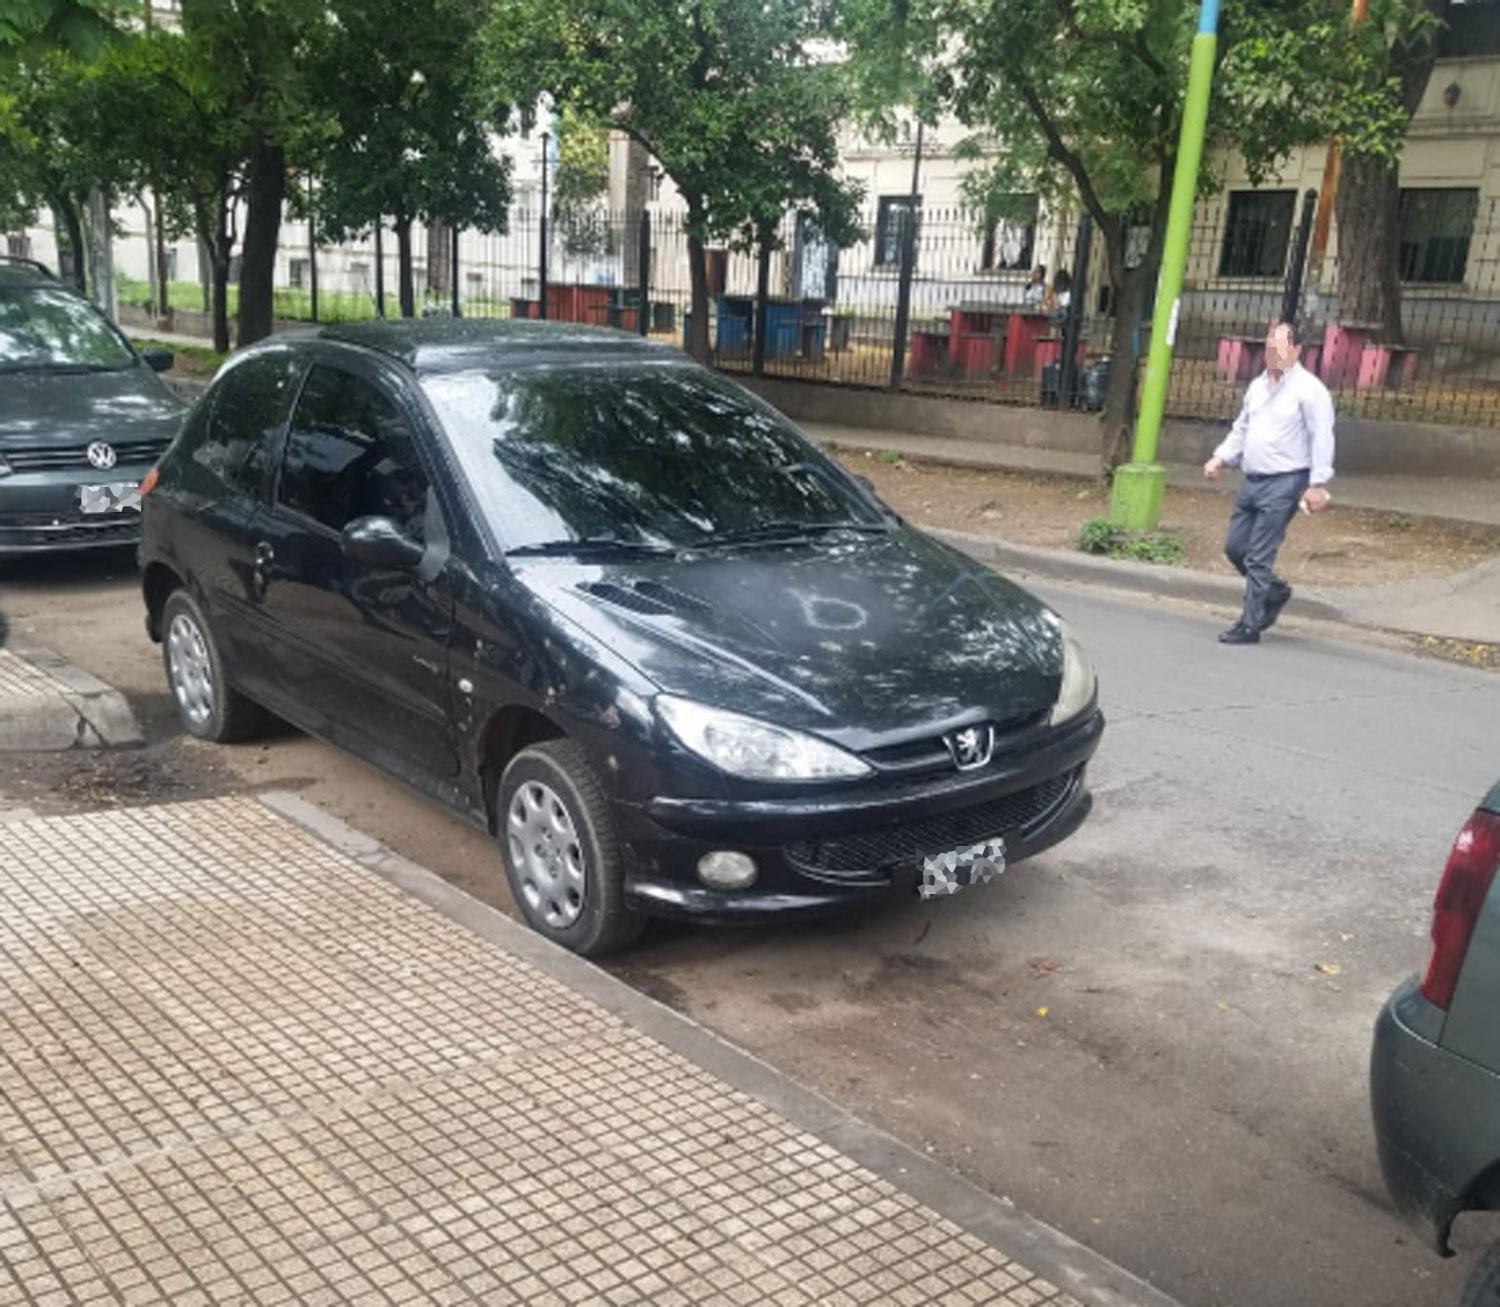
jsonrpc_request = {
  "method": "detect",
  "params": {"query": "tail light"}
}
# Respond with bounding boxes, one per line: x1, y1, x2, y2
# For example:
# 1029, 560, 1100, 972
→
1420, 809, 1500, 1009
140, 466, 160, 497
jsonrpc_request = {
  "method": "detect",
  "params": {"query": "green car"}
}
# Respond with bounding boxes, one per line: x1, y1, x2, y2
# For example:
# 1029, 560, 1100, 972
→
0, 256, 184, 556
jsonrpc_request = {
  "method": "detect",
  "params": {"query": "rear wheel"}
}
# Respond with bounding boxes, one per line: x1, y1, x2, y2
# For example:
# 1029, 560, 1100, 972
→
161, 589, 267, 743
1464, 1240, 1500, 1307
497, 739, 643, 956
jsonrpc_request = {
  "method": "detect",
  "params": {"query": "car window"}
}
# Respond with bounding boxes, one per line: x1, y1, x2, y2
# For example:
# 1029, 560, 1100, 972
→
0, 285, 135, 373
193, 351, 299, 494
420, 363, 881, 550
279, 364, 430, 540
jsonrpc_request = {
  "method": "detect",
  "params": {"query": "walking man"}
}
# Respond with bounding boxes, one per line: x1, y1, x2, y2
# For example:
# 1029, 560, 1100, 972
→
1204, 321, 1335, 645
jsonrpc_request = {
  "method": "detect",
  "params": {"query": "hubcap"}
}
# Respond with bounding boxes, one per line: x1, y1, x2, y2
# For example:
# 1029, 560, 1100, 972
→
507, 780, 587, 929
166, 612, 215, 728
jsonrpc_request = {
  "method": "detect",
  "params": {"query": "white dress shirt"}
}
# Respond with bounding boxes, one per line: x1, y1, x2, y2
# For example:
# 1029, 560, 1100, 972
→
1214, 362, 1336, 486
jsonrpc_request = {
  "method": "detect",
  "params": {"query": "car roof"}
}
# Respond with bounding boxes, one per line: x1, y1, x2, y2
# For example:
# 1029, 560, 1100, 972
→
0, 258, 61, 289
301, 317, 678, 374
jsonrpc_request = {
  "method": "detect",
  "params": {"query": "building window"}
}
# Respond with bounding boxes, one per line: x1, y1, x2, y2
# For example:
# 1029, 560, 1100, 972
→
1219, 190, 1296, 278
979, 197, 1038, 272
875, 195, 920, 269
6, 234, 32, 259
289, 257, 309, 289
163, 248, 177, 282
1399, 188, 1477, 284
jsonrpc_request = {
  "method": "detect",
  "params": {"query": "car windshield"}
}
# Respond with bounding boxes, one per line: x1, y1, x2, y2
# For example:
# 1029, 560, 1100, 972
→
421, 362, 886, 551
0, 285, 136, 373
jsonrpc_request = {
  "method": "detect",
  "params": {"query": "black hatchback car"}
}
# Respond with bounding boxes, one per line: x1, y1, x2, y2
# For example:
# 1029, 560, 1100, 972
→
140, 320, 1103, 954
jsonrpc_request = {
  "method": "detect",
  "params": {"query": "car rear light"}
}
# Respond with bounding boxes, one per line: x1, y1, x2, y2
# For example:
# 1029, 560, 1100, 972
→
139, 466, 160, 497
1420, 809, 1500, 1009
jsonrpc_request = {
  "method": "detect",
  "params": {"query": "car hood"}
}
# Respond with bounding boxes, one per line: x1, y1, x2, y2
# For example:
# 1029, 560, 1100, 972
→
517, 526, 1063, 749
0, 365, 184, 445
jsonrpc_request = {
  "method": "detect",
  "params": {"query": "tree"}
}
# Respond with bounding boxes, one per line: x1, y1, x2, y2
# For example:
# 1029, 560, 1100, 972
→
310, 0, 511, 318
486, 0, 862, 362
1334, 0, 1451, 341
0, 0, 129, 58
84, 29, 250, 349
847, 0, 1401, 469
175, 0, 326, 346
553, 105, 611, 258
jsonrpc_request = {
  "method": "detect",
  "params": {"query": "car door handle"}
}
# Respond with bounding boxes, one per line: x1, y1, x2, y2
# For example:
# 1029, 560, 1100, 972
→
254, 542, 275, 567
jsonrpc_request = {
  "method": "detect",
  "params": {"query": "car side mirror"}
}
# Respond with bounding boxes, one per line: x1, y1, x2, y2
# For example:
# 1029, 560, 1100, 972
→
141, 347, 174, 373
341, 516, 425, 570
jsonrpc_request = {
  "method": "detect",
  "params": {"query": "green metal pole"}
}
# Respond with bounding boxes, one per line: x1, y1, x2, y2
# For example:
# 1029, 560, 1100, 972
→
1108, 0, 1221, 531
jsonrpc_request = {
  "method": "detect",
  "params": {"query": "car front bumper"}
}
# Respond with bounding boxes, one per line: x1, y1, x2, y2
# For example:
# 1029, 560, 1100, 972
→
1371, 977, 1500, 1255
0, 469, 149, 556
617, 709, 1103, 922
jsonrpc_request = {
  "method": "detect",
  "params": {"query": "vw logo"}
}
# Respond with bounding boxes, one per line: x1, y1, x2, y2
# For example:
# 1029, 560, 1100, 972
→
85, 441, 117, 471
945, 724, 996, 772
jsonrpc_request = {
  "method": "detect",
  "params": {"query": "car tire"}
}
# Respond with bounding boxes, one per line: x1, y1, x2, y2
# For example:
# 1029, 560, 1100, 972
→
498, 739, 644, 957
161, 589, 266, 743
1463, 1240, 1500, 1307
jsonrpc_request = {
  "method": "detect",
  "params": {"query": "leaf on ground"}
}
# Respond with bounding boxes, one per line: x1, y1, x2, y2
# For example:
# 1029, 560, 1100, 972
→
1315, 962, 1342, 976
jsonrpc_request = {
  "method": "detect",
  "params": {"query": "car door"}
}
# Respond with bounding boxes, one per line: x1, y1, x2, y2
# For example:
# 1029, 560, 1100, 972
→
252, 354, 460, 779
168, 347, 301, 674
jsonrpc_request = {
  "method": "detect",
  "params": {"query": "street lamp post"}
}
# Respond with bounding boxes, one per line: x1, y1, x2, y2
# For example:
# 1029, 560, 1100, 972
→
1107, 0, 1222, 531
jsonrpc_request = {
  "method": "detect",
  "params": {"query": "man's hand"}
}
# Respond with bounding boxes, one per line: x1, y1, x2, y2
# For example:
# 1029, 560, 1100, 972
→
1303, 486, 1331, 513
1203, 456, 1224, 481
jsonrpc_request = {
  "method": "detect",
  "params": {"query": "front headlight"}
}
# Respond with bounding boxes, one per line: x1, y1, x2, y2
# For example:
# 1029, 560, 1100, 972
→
1049, 621, 1097, 726
657, 695, 872, 782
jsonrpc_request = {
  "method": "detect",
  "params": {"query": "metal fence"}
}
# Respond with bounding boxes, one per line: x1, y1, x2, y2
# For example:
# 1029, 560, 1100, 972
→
264, 193, 1500, 430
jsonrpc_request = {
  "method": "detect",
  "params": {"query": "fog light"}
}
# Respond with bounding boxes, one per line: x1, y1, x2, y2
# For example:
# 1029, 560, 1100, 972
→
697, 850, 757, 890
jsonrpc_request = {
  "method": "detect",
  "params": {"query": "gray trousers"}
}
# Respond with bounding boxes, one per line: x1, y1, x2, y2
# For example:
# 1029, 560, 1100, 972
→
1225, 470, 1309, 630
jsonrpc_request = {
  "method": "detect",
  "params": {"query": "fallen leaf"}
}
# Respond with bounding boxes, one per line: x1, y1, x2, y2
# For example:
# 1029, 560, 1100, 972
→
1315, 962, 1342, 976
1036, 1006, 1049, 1018
1216, 1002, 1230, 1012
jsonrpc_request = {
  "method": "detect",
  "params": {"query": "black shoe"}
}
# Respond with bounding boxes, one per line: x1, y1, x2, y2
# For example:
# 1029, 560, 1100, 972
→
1219, 624, 1260, 645
1262, 585, 1293, 631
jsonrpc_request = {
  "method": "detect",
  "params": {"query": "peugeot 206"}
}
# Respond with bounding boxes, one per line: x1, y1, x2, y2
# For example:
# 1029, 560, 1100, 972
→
139, 319, 1103, 954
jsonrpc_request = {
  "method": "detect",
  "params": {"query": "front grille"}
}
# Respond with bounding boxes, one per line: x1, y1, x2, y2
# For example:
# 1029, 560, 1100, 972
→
0, 514, 140, 545
786, 770, 1076, 875
3, 439, 169, 472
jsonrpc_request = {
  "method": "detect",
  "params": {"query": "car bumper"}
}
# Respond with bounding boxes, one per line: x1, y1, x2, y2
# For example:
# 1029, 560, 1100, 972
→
1371, 977, 1500, 1254
0, 471, 148, 556
618, 709, 1103, 922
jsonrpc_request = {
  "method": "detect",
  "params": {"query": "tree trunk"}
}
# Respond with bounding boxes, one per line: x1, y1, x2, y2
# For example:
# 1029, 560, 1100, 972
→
685, 203, 710, 363
198, 206, 233, 354
153, 186, 170, 322
237, 140, 286, 345
85, 187, 115, 320
396, 216, 415, 318
620, 136, 651, 286
1335, 154, 1404, 340
142, 198, 160, 315
1099, 244, 1157, 473
427, 219, 451, 300
51, 196, 87, 294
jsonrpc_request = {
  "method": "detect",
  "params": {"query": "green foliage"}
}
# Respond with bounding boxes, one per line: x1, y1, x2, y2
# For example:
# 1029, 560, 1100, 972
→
878, 449, 903, 465
1078, 516, 1185, 564
309, 0, 510, 243
554, 105, 611, 256
0, 0, 133, 58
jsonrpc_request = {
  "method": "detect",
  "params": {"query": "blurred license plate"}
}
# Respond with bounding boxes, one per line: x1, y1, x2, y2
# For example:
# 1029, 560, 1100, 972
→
77, 482, 141, 515
918, 838, 1007, 900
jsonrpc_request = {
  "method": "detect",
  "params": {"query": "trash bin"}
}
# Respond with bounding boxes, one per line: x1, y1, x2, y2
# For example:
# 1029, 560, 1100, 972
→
652, 302, 675, 334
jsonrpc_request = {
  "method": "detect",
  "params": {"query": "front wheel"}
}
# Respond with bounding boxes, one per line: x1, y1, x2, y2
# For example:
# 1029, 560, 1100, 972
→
161, 589, 267, 743
497, 739, 644, 956
1463, 1239, 1500, 1307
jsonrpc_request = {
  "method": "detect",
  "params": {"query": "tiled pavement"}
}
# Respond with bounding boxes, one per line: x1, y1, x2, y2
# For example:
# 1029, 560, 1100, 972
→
0, 796, 1151, 1307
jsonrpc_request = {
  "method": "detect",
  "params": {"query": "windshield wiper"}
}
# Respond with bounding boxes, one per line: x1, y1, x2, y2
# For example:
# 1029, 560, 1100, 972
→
692, 520, 889, 547
505, 534, 677, 558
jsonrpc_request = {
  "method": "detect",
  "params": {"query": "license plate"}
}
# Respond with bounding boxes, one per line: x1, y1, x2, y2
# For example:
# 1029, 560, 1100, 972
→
919, 838, 1007, 900
77, 482, 141, 515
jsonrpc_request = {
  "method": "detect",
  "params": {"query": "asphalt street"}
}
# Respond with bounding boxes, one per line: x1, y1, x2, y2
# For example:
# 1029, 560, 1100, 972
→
2, 551, 1497, 1307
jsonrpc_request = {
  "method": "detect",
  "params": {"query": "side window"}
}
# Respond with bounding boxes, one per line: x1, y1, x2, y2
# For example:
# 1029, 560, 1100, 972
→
193, 351, 299, 494
278, 365, 430, 540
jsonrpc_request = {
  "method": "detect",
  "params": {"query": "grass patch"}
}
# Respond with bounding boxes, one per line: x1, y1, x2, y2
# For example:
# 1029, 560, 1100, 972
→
129, 337, 226, 378
1077, 516, 1186, 566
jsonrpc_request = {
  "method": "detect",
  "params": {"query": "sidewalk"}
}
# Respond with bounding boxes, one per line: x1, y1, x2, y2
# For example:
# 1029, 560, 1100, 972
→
805, 422, 1500, 528
0, 643, 141, 751
0, 792, 1177, 1307
809, 422, 1500, 647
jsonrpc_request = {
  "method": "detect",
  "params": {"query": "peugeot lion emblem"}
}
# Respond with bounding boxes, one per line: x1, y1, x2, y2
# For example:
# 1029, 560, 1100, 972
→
945, 724, 996, 771
85, 441, 117, 471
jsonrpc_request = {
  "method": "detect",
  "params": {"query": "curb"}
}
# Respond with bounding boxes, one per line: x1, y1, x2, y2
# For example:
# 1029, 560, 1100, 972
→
932, 527, 1349, 623
0, 641, 143, 752
261, 789, 1187, 1307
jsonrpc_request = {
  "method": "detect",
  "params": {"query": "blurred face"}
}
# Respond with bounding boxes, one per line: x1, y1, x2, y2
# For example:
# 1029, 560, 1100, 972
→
1265, 324, 1299, 373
